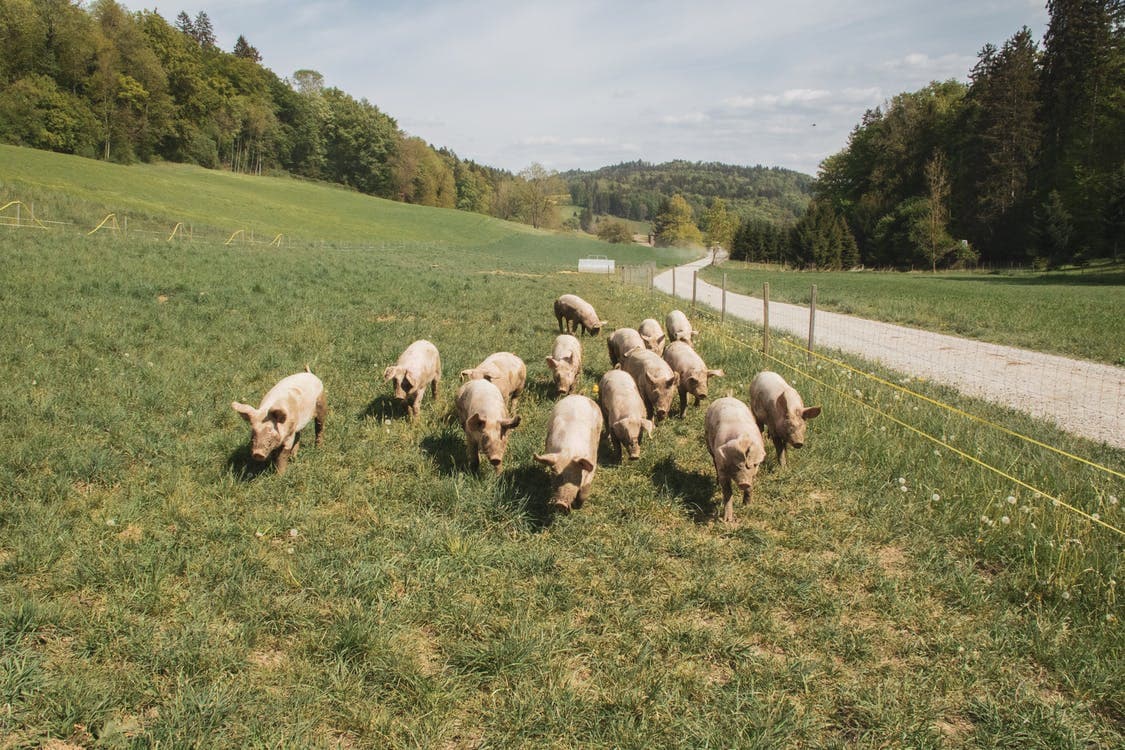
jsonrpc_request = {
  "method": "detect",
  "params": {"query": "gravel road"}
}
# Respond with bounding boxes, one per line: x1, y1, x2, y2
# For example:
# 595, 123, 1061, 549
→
655, 255, 1125, 450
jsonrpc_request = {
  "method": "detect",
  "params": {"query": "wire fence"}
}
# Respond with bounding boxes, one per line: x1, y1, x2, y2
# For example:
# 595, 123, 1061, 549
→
640, 270, 1123, 540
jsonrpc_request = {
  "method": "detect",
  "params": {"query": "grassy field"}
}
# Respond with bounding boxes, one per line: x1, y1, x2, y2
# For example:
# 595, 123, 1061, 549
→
700, 261, 1125, 365
0, 148, 1122, 747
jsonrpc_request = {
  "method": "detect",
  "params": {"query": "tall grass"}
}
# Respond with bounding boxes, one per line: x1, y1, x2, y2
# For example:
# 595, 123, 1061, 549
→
700, 260, 1125, 365
0, 224, 1121, 746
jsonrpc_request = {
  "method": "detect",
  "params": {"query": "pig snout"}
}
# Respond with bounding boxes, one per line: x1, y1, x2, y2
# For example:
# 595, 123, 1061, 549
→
489, 456, 503, 471
627, 445, 641, 460
251, 448, 270, 462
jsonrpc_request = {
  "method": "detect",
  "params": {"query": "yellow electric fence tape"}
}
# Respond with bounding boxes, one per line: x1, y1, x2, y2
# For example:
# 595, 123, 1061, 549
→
0, 200, 49, 229
708, 322, 1124, 539
168, 223, 184, 241
224, 229, 244, 246
87, 213, 118, 235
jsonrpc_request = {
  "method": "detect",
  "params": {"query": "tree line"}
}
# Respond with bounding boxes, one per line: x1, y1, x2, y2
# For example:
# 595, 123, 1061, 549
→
0, 0, 570, 225
564, 160, 813, 225
789, 0, 1124, 270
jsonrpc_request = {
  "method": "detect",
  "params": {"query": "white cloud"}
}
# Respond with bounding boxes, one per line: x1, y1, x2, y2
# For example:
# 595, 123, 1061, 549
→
659, 112, 710, 125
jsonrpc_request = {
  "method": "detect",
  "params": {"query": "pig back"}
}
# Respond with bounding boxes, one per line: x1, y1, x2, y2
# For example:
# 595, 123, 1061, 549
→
544, 394, 603, 456
706, 397, 760, 451
598, 369, 645, 421
456, 379, 507, 424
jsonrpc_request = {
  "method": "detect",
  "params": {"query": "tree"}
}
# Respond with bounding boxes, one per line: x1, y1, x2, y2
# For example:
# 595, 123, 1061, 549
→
703, 198, 736, 251
518, 163, 563, 229
192, 11, 215, 48
292, 69, 324, 96
174, 11, 193, 36
653, 194, 702, 247
232, 35, 261, 63
596, 219, 633, 243
924, 151, 952, 272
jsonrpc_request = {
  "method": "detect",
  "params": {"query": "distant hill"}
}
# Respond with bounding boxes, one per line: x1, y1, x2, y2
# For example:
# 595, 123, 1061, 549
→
562, 160, 814, 226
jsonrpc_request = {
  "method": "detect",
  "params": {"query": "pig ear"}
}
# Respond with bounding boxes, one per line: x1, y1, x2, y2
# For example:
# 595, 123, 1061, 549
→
575, 457, 595, 472
666, 374, 678, 388
459, 369, 473, 382
563, 353, 574, 364
268, 407, 289, 425
466, 414, 484, 432
776, 391, 789, 413
231, 401, 257, 422
534, 452, 560, 468
708, 368, 725, 378
718, 439, 744, 465
501, 415, 521, 432
545, 357, 558, 371
657, 334, 666, 345
802, 406, 822, 420
643, 419, 656, 436
599, 320, 608, 327
382, 366, 397, 382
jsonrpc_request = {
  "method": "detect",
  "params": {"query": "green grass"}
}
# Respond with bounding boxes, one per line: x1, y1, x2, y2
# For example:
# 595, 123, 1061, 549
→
0, 147, 1122, 747
700, 261, 1125, 365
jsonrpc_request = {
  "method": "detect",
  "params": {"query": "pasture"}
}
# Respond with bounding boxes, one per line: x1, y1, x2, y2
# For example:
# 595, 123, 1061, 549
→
699, 261, 1125, 366
1, 152, 1122, 747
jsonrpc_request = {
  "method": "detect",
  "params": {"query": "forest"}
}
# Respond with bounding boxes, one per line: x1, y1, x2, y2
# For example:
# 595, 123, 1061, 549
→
0, 1, 546, 221
762, 0, 1124, 269
563, 160, 814, 225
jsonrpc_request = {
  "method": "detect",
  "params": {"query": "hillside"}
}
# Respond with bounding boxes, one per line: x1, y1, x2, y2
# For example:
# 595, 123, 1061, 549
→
0, 144, 693, 267
564, 160, 814, 225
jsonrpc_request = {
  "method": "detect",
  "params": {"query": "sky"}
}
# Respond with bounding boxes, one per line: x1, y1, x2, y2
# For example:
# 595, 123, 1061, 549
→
167, 0, 1050, 176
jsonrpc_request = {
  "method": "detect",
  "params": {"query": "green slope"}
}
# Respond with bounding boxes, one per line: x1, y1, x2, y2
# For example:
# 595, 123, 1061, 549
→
0, 144, 694, 267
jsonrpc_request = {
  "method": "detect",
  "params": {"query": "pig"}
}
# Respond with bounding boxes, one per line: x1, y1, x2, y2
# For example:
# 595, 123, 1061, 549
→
618, 348, 679, 423
383, 340, 441, 420
456, 379, 521, 473
607, 327, 645, 367
534, 395, 603, 511
705, 397, 767, 523
638, 318, 667, 356
554, 294, 606, 336
460, 352, 527, 411
545, 334, 583, 396
749, 371, 822, 467
231, 368, 326, 475
598, 370, 654, 461
662, 341, 725, 417
665, 309, 698, 346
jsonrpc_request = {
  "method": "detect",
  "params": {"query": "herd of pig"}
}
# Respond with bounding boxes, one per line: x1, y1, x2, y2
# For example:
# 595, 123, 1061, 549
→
231, 293, 821, 522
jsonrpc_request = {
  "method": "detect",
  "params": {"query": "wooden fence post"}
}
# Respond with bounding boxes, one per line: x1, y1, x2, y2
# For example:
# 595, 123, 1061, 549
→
672, 266, 677, 297
721, 273, 727, 323
692, 271, 698, 310
763, 282, 770, 355
808, 284, 817, 362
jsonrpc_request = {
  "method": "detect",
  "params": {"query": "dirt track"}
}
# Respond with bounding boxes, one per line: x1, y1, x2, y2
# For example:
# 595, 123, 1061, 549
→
655, 255, 1125, 450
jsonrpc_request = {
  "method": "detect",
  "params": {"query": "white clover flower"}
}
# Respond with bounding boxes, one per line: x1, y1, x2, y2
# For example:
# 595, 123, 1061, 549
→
1000, 516, 1010, 525
901, 485, 909, 492
932, 493, 941, 502
1061, 591, 1070, 600
1109, 495, 1118, 506
288, 528, 299, 538
898, 477, 907, 485
106, 518, 116, 526
254, 530, 264, 539
383, 418, 391, 426
1007, 496, 1016, 505
1020, 505, 1031, 513
1091, 513, 1100, 522
981, 515, 990, 524
286, 547, 295, 555
853, 389, 862, 398
1052, 499, 1061, 507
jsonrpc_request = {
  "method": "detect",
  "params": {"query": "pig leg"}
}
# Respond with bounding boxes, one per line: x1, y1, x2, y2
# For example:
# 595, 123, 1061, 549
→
466, 436, 480, 471
276, 446, 290, 476
430, 377, 440, 401
773, 435, 787, 467
720, 477, 734, 523
678, 385, 689, 417
409, 391, 423, 420
556, 314, 565, 333
315, 393, 327, 446
509, 386, 522, 413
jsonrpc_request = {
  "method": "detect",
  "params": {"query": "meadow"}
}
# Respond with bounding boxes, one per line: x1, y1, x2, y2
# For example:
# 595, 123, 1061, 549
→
0, 150, 1122, 747
699, 261, 1125, 366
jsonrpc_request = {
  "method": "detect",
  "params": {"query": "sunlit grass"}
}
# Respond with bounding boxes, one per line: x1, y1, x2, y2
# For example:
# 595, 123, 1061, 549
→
0, 219, 1121, 746
700, 260, 1125, 364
